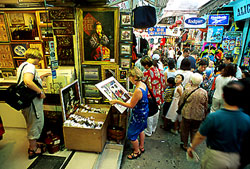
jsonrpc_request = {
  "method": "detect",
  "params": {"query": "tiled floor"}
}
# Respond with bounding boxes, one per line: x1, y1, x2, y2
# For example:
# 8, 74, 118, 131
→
0, 128, 99, 169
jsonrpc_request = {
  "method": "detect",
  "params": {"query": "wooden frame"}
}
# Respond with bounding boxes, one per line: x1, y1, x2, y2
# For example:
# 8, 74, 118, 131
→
6, 11, 40, 41
49, 8, 75, 20
39, 25, 53, 38
0, 44, 14, 69
11, 42, 28, 58
120, 12, 132, 27
118, 69, 127, 81
82, 83, 101, 97
82, 65, 101, 81
119, 43, 132, 56
101, 64, 119, 80
0, 13, 10, 42
120, 28, 133, 42
78, 7, 119, 64
38, 11, 51, 24
53, 20, 75, 35
120, 57, 131, 69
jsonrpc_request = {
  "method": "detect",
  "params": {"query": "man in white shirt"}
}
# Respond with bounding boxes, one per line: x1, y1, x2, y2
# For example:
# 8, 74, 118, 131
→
176, 48, 190, 70
168, 47, 175, 59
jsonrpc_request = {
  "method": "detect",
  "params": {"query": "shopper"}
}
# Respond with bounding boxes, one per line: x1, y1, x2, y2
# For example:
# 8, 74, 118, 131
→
165, 74, 184, 135
0, 116, 4, 140
193, 59, 209, 77
210, 63, 237, 112
161, 77, 176, 130
17, 48, 46, 159
110, 67, 148, 160
152, 53, 164, 70
187, 81, 250, 169
176, 48, 190, 70
176, 58, 193, 88
179, 73, 208, 151
223, 55, 242, 79
141, 56, 165, 137
164, 58, 176, 80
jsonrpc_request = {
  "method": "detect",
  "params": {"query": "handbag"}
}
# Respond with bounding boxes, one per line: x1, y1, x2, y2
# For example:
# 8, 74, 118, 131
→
146, 86, 159, 117
5, 64, 42, 111
177, 87, 200, 115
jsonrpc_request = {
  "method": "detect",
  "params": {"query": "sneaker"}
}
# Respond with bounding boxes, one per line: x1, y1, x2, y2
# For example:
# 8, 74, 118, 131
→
170, 129, 178, 135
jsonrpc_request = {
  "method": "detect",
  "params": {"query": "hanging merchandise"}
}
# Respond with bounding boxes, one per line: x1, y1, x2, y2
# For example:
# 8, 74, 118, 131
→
222, 31, 242, 64
206, 26, 224, 43
241, 42, 250, 67
133, 6, 156, 28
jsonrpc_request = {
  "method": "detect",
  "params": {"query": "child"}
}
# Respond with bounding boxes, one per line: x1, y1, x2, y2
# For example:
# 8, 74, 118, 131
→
160, 77, 176, 130
165, 74, 184, 135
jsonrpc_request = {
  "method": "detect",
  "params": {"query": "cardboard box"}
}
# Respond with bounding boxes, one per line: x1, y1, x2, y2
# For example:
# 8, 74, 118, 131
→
63, 104, 111, 153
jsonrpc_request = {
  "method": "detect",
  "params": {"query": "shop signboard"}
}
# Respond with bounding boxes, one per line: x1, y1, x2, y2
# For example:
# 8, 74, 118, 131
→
222, 31, 242, 64
233, 0, 250, 21
206, 26, 224, 43
208, 14, 229, 25
165, 27, 181, 37
184, 17, 207, 28
148, 27, 166, 36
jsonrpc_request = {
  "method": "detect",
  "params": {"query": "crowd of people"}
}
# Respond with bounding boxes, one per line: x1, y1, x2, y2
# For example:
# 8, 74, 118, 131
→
116, 46, 250, 169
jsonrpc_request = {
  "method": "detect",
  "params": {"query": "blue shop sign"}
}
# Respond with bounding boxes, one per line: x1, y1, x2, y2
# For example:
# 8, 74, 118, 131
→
148, 27, 166, 36
208, 14, 229, 25
185, 17, 206, 25
233, 0, 250, 21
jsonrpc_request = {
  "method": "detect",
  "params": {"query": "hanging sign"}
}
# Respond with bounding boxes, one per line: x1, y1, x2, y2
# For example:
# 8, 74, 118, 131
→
184, 17, 207, 28
222, 31, 242, 63
233, 0, 250, 21
148, 27, 166, 36
206, 26, 224, 43
208, 14, 230, 25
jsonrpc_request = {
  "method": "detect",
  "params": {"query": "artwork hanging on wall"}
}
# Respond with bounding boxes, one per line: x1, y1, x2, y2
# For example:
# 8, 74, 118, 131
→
81, 7, 119, 63
101, 64, 118, 80
120, 12, 132, 27
120, 57, 131, 69
56, 35, 74, 65
0, 13, 9, 42
7, 12, 39, 41
11, 43, 28, 58
0, 44, 14, 68
83, 83, 100, 97
120, 28, 133, 42
49, 8, 75, 20
53, 21, 75, 35
120, 43, 132, 56
82, 65, 101, 81
39, 11, 51, 24
119, 69, 127, 81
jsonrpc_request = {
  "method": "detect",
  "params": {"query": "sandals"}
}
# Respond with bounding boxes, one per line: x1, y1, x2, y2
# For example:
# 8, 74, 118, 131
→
127, 151, 141, 160
140, 147, 145, 153
28, 147, 43, 159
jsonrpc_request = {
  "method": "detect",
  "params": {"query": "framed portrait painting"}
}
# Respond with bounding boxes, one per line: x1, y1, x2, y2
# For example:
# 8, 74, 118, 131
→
101, 64, 118, 80
120, 12, 132, 27
120, 28, 133, 42
80, 8, 119, 64
120, 43, 132, 56
119, 69, 127, 81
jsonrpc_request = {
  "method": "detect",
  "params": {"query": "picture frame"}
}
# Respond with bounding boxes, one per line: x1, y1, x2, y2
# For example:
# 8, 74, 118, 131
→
120, 43, 132, 56
120, 28, 133, 42
53, 21, 75, 35
120, 57, 131, 69
119, 69, 127, 81
0, 13, 10, 42
49, 8, 75, 20
0, 44, 14, 69
11, 43, 28, 58
95, 77, 131, 113
80, 7, 119, 64
82, 65, 101, 81
83, 83, 101, 97
15, 59, 26, 67
56, 35, 74, 66
120, 12, 132, 27
101, 64, 119, 80
7, 12, 39, 41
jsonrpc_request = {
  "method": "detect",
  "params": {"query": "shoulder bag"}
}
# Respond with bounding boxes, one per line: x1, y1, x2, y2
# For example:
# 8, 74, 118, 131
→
146, 85, 159, 117
5, 64, 42, 111
177, 87, 200, 115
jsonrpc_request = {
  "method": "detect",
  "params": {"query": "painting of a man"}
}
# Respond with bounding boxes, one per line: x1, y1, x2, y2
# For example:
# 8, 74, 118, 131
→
90, 22, 110, 61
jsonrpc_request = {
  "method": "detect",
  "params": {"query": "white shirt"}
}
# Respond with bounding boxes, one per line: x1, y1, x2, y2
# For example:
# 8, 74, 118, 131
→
176, 55, 184, 70
168, 49, 175, 59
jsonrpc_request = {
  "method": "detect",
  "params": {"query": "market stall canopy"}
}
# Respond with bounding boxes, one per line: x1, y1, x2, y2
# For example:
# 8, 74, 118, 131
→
198, 0, 232, 16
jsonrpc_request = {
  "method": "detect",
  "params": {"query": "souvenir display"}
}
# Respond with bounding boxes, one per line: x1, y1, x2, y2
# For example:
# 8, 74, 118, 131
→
119, 70, 127, 81
120, 28, 133, 42
120, 57, 131, 69
11, 43, 28, 58
56, 35, 74, 65
49, 8, 75, 20
119, 43, 132, 56
120, 12, 132, 27
101, 64, 118, 80
0, 13, 9, 42
64, 114, 103, 129
0, 44, 14, 68
82, 65, 101, 81
81, 8, 119, 63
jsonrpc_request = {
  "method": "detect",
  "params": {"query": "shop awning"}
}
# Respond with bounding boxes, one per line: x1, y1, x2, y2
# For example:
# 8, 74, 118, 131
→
198, 0, 231, 16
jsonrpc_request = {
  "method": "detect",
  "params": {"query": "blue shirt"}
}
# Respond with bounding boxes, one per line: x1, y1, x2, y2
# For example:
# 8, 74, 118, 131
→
188, 56, 196, 70
199, 108, 250, 153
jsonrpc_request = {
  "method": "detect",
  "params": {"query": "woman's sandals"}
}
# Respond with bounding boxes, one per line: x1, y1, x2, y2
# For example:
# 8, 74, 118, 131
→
127, 151, 141, 160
